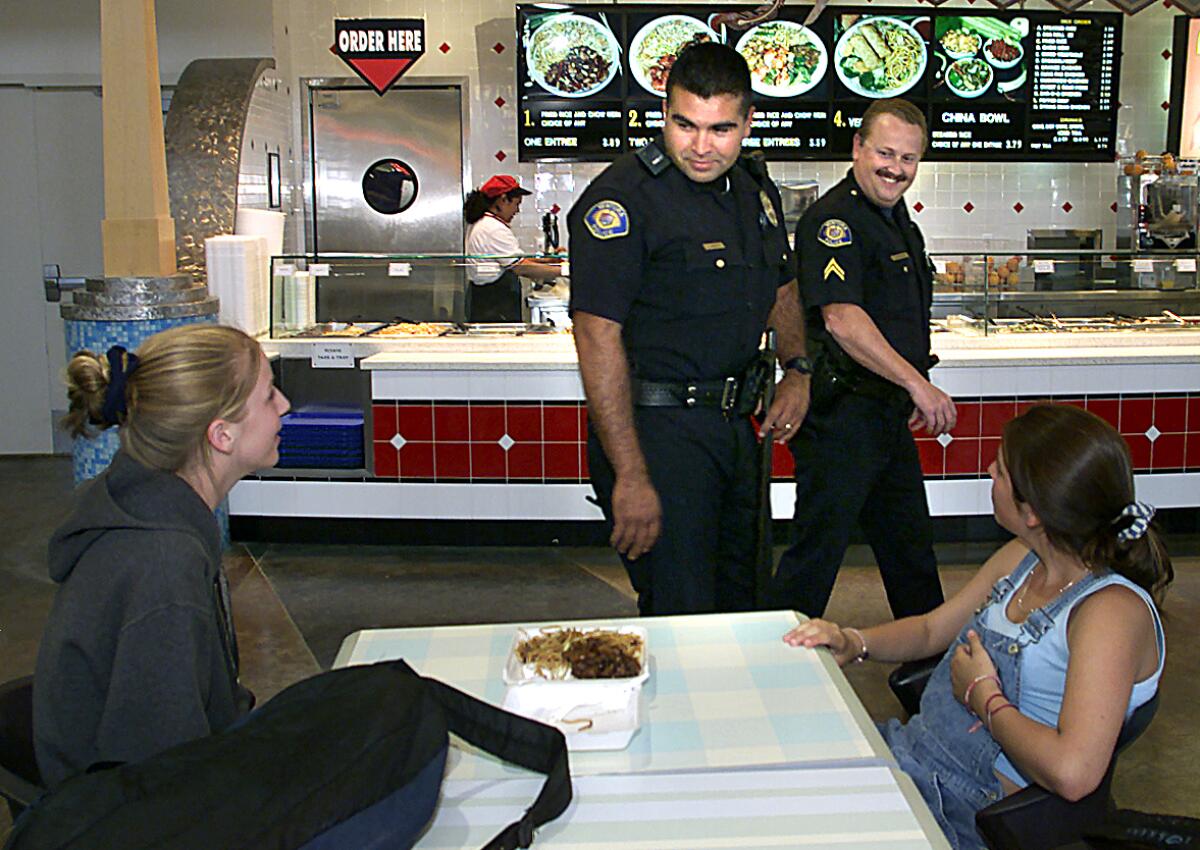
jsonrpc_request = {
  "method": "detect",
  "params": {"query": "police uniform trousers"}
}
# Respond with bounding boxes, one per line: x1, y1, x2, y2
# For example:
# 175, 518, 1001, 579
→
587, 407, 759, 616
466, 269, 522, 323
769, 393, 944, 619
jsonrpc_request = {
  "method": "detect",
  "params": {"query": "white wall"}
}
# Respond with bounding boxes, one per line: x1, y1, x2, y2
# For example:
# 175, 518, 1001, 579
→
0, 0, 272, 454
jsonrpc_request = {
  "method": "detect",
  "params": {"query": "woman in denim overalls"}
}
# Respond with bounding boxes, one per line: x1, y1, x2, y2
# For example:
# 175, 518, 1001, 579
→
785, 404, 1173, 849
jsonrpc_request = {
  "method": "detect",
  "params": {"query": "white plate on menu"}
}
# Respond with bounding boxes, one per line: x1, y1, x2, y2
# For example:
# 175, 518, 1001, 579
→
502, 680, 641, 751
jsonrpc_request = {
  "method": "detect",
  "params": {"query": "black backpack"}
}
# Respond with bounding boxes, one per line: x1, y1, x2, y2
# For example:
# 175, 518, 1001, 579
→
6, 660, 571, 850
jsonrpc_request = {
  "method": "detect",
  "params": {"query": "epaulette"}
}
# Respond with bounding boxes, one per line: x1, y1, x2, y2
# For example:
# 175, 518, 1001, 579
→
738, 150, 769, 187
635, 139, 671, 176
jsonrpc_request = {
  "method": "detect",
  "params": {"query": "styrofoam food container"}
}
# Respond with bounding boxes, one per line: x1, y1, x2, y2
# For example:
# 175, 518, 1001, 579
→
502, 625, 649, 686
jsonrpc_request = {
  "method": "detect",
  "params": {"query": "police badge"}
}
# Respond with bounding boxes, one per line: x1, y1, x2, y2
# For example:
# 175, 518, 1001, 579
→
759, 190, 779, 228
818, 219, 852, 248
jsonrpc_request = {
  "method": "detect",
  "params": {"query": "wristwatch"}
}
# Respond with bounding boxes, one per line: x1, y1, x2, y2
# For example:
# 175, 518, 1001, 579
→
783, 355, 813, 376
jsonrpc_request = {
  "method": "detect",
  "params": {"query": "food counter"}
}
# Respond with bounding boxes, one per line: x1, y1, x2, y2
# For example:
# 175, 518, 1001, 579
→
228, 252, 1200, 527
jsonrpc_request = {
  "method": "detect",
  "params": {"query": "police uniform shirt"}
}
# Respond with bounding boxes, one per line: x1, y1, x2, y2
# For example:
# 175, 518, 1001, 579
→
796, 170, 933, 373
568, 143, 793, 383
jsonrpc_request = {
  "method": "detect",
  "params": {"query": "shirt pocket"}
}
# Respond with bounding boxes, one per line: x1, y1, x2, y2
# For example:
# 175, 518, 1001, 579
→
875, 252, 923, 317
650, 240, 749, 317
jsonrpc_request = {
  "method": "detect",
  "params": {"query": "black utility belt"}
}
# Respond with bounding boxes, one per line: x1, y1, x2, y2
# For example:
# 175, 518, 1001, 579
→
633, 376, 755, 416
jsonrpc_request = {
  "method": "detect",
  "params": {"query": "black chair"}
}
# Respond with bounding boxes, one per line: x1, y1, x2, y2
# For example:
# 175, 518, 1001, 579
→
886, 659, 1159, 850
0, 675, 45, 820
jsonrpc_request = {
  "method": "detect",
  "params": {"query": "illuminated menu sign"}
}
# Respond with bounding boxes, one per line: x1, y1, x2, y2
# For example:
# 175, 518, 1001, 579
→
515, 5, 1122, 162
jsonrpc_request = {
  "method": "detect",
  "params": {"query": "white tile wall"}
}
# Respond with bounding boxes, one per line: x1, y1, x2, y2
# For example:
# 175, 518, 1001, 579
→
275, 0, 1176, 252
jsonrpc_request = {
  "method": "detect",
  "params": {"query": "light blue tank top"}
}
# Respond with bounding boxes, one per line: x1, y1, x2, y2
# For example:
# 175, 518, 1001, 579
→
980, 552, 1165, 786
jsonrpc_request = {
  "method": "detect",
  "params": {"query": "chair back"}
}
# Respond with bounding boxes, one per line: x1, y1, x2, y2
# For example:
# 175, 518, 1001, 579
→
0, 675, 45, 818
1115, 690, 1158, 753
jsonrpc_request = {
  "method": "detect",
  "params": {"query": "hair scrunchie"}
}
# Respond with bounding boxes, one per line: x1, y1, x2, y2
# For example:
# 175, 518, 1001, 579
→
1114, 501, 1156, 543
100, 345, 140, 426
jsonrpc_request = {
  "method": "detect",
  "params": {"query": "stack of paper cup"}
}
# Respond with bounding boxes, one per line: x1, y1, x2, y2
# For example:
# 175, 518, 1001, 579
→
205, 234, 269, 335
284, 270, 315, 332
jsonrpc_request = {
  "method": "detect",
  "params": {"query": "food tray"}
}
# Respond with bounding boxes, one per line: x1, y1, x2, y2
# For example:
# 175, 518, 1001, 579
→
502, 680, 641, 751
502, 625, 650, 686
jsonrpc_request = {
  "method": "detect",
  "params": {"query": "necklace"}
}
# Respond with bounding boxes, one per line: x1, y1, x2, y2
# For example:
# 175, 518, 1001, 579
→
1014, 563, 1079, 614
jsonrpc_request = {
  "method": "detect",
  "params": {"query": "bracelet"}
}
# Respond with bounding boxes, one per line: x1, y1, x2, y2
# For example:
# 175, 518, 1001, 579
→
963, 674, 1000, 711
842, 627, 869, 663
987, 701, 1019, 730
982, 692, 1008, 718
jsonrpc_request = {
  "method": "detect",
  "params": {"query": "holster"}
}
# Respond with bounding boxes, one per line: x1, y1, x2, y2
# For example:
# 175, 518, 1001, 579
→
810, 341, 916, 418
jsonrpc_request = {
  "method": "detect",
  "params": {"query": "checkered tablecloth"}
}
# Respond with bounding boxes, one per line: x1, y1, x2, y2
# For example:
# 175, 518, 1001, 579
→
334, 610, 893, 780
415, 765, 950, 849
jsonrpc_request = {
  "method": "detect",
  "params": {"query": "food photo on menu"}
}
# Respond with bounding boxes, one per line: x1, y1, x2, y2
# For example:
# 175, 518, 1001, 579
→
735, 18, 829, 98
627, 13, 718, 97
522, 10, 621, 98
932, 15, 1029, 101
833, 13, 928, 98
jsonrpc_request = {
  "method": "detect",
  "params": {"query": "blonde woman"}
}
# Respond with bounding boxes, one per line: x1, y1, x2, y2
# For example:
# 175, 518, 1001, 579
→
34, 325, 290, 787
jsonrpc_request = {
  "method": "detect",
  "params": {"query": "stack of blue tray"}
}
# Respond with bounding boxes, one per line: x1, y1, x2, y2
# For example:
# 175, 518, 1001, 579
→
276, 405, 364, 469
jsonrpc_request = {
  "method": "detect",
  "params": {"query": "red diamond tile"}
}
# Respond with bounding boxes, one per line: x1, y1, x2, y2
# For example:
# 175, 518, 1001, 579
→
951, 402, 982, 438
550, 203, 561, 214
1125, 434, 1152, 471
544, 443, 580, 480
495, 150, 507, 162
982, 437, 1001, 470
1162, 49, 1172, 61
506, 405, 542, 442
434, 443, 471, 479
1152, 434, 1186, 470
399, 443, 434, 479
916, 438, 944, 477
963, 201, 974, 213
912, 201, 924, 213
1111, 202, 1119, 213
1162, 101, 1171, 111
469, 404, 506, 441
543, 405, 579, 441
494, 96, 506, 108
1154, 396, 1188, 432
372, 403, 397, 442
493, 42, 506, 54
433, 404, 469, 441
1062, 202, 1073, 213
439, 42, 451, 54
398, 404, 433, 441
1013, 202, 1024, 213
470, 443, 506, 479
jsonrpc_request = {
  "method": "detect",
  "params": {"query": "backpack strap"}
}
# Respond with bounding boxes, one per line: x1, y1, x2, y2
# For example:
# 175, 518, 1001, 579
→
425, 678, 572, 850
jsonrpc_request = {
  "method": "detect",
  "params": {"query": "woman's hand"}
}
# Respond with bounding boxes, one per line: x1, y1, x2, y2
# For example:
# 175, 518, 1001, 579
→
783, 619, 860, 667
950, 630, 1000, 707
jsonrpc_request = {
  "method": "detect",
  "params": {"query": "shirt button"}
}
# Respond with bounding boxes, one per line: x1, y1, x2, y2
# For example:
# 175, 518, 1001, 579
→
903, 266, 910, 273
1007, 643, 1020, 655
715, 259, 726, 269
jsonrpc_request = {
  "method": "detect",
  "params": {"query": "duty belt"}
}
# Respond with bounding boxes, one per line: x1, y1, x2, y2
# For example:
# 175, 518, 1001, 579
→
633, 377, 745, 415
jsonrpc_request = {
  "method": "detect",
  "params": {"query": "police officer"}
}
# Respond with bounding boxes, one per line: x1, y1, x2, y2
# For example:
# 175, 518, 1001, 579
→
768, 98, 955, 620
569, 42, 809, 616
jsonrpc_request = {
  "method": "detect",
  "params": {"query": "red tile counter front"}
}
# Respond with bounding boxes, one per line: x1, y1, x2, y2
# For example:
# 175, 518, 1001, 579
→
373, 393, 1200, 482
373, 401, 589, 482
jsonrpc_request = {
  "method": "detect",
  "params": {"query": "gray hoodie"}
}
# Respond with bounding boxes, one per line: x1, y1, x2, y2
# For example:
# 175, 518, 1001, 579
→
33, 451, 249, 787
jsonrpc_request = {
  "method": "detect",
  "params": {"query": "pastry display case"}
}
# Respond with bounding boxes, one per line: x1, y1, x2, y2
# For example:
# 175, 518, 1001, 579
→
929, 249, 1200, 336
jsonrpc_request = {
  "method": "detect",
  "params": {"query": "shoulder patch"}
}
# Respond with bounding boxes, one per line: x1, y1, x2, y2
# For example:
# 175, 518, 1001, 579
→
818, 218, 852, 248
584, 200, 629, 240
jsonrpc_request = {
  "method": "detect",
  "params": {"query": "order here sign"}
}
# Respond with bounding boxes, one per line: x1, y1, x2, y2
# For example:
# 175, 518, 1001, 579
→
331, 18, 426, 95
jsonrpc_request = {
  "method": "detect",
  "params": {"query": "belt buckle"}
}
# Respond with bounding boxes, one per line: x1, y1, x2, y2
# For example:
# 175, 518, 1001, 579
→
720, 376, 738, 414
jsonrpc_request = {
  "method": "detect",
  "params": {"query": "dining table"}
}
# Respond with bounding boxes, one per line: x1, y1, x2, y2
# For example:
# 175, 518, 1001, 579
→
334, 609, 951, 848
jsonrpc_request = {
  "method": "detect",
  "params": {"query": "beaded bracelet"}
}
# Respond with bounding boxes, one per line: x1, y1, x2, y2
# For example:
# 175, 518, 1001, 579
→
963, 674, 1000, 710
987, 701, 1019, 730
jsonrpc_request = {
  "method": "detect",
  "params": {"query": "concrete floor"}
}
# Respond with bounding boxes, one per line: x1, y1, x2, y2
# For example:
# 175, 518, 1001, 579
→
2, 455, 1196, 838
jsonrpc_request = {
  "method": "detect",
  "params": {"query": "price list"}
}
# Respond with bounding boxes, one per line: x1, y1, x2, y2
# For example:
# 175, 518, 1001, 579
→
742, 107, 831, 153
520, 102, 624, 158
929, 104, 1027, 154
1027, 17, 1118, 155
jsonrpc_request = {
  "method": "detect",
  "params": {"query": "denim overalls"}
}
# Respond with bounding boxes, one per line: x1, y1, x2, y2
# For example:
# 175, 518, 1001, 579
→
879, 557, 1103, 850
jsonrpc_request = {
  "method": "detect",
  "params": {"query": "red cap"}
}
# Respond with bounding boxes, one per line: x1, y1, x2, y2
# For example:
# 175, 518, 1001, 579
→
480, 174, 532, 199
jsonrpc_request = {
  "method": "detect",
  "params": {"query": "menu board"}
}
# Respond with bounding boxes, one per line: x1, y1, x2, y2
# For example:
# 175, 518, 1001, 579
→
515, 5, 1122, 162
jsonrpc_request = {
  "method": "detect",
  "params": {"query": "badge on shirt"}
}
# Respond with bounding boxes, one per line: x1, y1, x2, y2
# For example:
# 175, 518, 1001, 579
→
818, 219, 852, 248
583, 200, 629, 240
759, 190, 779, 228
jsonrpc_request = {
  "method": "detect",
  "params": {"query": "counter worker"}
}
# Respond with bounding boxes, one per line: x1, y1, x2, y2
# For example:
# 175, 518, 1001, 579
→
768, 99, 955, 620
569, 42, 810, 616
463, 174, 562, 322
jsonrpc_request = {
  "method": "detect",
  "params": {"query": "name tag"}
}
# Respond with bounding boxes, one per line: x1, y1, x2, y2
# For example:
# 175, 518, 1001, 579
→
890, 252, 910, 261
702, 241, 726, 251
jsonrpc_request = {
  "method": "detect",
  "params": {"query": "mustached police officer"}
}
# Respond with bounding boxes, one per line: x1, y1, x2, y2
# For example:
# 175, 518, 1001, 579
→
569, 42, 810, 616
768, 98, 954, 619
